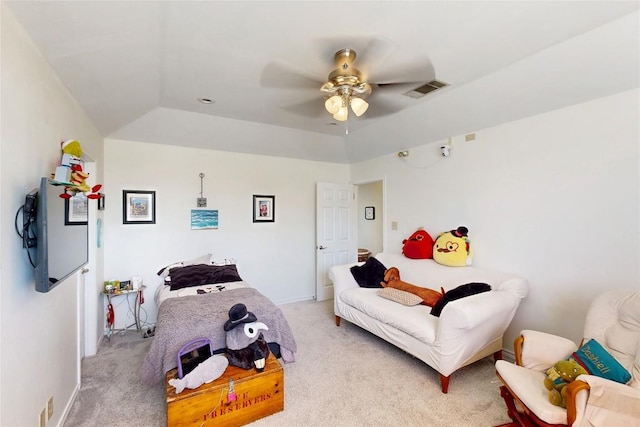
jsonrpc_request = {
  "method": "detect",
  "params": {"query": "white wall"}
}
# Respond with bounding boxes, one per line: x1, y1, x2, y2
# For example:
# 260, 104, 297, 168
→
103, 139, 350, 329
351, 89, 640, 347
0, 5, 104, 427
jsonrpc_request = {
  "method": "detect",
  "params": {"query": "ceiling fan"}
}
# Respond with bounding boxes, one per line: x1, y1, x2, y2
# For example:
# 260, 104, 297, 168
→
260, 38, 438, 123
321, 48, 372, 121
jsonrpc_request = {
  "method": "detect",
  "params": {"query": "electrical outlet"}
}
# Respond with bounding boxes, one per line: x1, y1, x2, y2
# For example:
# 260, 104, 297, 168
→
391, 221, 398, 230
39, 408, 46, 427
47, 396, 53, 420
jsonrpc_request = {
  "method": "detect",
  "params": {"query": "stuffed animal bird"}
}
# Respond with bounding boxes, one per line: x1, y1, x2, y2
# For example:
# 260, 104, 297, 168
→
224, 303, 270, 371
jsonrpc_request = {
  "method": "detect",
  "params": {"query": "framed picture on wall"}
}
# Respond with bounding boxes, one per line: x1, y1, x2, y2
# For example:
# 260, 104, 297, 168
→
365, 206, 375, 220
65, 195, 88, 225
253, 195, 275, 222
122, 190, 156, 224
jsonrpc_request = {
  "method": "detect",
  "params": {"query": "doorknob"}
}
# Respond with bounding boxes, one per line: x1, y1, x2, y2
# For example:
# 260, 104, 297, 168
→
81, 268, 89, 274
318, 245, 327, 250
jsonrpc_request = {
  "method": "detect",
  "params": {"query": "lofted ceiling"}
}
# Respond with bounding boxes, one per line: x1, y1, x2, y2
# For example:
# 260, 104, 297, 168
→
5, 1, 639, 163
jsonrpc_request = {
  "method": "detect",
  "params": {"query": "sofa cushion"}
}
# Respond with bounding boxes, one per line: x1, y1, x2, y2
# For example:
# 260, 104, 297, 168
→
350, 257, 386, 288
430, 282, 491, 317
341, 288, 438, 343
377, 287, 423, 306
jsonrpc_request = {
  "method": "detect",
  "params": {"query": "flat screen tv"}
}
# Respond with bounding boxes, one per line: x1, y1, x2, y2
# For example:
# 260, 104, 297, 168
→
34, 177, 89, 293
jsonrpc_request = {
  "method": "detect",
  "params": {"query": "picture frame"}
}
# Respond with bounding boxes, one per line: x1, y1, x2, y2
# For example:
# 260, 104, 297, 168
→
191, 209, 219, 230
65, 195, 88, 225
253, 195, 275, 223
365, 206, 375, 220
122, 190, 156, 224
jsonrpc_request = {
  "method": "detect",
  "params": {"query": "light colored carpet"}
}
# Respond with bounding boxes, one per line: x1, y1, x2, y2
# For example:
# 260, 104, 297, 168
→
64, 299, 512, 426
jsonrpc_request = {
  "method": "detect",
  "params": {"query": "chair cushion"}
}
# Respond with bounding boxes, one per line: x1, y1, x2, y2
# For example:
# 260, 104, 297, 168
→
496, 360, 567, 425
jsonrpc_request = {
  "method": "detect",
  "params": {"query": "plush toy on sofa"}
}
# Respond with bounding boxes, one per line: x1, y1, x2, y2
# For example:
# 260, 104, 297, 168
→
224, 303, 271, 371
381, 267, 444, 307
433, 226, 472, 267
543, 359, 588, 408
402, 228, 434, 259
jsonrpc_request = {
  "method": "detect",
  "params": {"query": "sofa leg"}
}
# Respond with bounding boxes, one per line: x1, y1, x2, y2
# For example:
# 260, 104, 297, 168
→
440, 374, 450, 394
493, 350, 503, 362
335, 315, 341, 327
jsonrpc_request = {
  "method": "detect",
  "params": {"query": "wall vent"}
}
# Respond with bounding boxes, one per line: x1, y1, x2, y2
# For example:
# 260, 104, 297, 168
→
402, 80, 449, 99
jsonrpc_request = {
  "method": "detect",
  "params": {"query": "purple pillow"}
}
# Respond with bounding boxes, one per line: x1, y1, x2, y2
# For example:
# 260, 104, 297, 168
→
169, 264, 242, 290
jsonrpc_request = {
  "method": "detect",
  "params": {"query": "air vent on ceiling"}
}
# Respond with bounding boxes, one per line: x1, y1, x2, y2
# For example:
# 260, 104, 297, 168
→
402, 80, 449, 99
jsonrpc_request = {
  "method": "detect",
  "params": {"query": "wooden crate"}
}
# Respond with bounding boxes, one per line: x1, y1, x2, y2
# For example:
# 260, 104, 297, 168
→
166, 354, 284, 427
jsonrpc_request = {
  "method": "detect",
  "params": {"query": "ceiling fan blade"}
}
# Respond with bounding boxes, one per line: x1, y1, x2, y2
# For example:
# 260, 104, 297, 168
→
357, 37, 398, 78
362, 91, 407, 118
369, 59, 436, 85
362, 101, 406, 119
281, 98, 325, 117
260, 60, 323, 90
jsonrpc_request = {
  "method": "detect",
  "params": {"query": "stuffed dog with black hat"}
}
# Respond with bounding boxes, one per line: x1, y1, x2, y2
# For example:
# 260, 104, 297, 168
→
224, 303, 270, 371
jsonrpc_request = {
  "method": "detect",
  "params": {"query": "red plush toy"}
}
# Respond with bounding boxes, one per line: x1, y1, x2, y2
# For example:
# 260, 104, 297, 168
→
402, 228, 434, 259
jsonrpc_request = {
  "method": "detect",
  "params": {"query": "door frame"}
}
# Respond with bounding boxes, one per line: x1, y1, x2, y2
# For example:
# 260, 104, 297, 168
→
354, 177, 386, 254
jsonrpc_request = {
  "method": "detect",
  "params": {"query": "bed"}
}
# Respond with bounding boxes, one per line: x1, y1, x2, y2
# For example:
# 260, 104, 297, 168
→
139, 256, 297, 387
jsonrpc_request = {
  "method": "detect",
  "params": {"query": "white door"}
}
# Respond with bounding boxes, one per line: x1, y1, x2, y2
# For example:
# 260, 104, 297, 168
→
316, 182, 357, 301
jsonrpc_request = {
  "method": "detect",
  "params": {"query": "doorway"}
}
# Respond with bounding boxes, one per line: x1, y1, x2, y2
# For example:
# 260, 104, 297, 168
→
356, 180, 384, 258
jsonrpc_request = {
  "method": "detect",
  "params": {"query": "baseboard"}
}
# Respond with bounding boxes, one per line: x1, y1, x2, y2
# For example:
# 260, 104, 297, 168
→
57, 382, 80, 427
274, 295, 317, 305
502, 348, 515, 363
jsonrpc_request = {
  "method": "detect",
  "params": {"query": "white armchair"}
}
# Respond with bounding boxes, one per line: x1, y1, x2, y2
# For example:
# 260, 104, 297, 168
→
495, 290, 640, 426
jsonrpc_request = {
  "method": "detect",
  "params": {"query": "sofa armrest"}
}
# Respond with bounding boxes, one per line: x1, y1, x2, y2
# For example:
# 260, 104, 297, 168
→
439, 290, 518, 331
569, 375, 640, 426
518, 330, 578, 371
329, 262, 361, 297
436, 290, 521, 375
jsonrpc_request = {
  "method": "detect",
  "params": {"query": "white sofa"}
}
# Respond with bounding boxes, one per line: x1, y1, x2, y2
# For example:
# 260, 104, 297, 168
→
329, 252, 528, 393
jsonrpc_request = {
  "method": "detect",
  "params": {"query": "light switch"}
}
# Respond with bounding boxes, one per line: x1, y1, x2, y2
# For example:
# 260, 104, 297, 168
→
391, 221, 398, 230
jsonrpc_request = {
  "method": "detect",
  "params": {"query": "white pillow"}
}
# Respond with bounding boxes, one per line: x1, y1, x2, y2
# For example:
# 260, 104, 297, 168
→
377, 287, 422, 306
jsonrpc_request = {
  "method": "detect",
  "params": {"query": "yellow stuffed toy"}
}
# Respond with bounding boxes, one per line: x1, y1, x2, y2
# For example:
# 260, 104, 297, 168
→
543, 359, 588, 408
433, 226, 472, 266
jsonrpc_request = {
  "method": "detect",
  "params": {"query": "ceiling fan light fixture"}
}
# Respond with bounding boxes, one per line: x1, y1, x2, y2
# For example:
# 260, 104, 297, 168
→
325, 95, 343, 115
350, 97, 369, 117
333, 105, 349, 122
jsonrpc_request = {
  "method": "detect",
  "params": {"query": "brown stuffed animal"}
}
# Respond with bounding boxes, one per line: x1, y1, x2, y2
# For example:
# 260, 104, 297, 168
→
381, 267, 444, 307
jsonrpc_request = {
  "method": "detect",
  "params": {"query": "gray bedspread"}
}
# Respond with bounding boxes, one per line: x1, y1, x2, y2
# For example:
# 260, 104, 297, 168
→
140, 287, 297, 386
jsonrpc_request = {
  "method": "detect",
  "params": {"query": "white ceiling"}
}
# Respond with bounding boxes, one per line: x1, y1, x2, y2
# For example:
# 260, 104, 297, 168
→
6, 1, 639, 163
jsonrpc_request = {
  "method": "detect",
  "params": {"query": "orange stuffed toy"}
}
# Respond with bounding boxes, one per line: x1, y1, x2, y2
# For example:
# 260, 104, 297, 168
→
381, 267, 444, 307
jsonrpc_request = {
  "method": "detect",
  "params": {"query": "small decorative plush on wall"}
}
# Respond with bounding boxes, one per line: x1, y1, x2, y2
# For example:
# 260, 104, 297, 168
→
433, 226, 472, 266
54, 139, 102, 200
